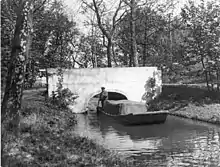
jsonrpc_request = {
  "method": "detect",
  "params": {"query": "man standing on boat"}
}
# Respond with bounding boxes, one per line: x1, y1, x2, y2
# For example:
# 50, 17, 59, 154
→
98, 87, 108, 109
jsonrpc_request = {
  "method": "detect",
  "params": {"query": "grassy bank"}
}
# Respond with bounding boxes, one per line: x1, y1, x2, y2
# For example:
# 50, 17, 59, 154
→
1, 89, 147, 167
169, 103, 220, 124
149, 85, 220, 124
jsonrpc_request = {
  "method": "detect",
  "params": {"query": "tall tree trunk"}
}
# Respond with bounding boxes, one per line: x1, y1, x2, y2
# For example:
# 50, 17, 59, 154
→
1, 1, 33, 128
123, 53, 128, 66
91, 35, 95, 68
45, 68, 49, 99
92, 0, 112, 67
143, 18, 148, 66
91, 47, 95, 68
130, 0, 138, 67
91, 19, 97, 68
217, 69, 220, 91
107, 38, 112, 67
129, 53, 133, 67
112, 43, 118, 66
208, 70, 214, 91
201, 56, 210, 91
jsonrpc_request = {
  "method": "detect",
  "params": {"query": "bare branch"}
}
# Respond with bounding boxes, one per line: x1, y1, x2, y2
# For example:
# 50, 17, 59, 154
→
92, 0, 110, 39
71, 54, 84, 68
102, 35, 107, 47
122, 0, 130, 7
115, 10, 127, 26
81, 0, 96, 12
118, 43, 129, 54
112, 0, 123, 31
33, 0, 48, 13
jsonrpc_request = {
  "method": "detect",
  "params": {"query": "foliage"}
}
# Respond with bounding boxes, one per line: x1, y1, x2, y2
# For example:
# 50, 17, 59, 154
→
24, 62, 39, 89
181, 0, 220, 91
50, 88, 78, 109
1, 0, 80, 90
142, 77, 158, 110
32, 0, 80, 70
147, 84, 220, 111
74, 34, 107, 68
49, 88, 78, 109
115, 1, 177, 67
48, 68, 78, 109
1, 0, 16, 87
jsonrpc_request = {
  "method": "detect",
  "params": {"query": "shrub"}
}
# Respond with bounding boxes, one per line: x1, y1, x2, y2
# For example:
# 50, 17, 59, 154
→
142, 77, 157, 106
50, 88, 79, 109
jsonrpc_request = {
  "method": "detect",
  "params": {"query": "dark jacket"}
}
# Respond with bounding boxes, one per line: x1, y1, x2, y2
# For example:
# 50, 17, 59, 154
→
99, 91, 108, 101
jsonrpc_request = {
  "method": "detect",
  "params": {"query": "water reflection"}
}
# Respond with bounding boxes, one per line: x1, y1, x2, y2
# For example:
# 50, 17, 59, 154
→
73, 112, 220, 166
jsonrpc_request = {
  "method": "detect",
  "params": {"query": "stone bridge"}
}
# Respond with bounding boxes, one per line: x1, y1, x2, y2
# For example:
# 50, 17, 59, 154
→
48, 67, 162, 113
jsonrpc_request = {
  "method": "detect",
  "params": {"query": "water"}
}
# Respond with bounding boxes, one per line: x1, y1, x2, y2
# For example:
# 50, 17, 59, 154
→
73, 108, 220, 166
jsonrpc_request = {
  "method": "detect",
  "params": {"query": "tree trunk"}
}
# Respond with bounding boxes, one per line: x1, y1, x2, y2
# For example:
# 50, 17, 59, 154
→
112, 43, 118, 66
91, 42, 96, 68
107, 38, 112, 67
123, 53, 128, 66
1, 1, 33, 128
129, 53, 133, 67
217, 69, 220, 91
143, 19, 148, 66
45, 68, 49, 99
91, 24, 97, 68
92, 0, 112, 67
208, 70, 214, 91
130, 0, 138, 67
201, 56, 210, 91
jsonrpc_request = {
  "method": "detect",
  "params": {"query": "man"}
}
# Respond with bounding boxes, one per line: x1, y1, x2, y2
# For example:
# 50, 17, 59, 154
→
98, 87, 108, 109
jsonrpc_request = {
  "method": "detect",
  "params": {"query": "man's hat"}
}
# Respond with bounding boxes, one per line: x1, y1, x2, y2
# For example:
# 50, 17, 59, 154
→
101, 87, 105, 89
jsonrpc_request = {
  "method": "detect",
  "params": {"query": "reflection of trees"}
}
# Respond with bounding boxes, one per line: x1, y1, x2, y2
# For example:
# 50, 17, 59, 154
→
99, 115, 220, 166
164, 128, 220, 166
73, 114, 103, 140
74, 111, 220, 166
189, 129, 220, 166
100, 119, 170, 140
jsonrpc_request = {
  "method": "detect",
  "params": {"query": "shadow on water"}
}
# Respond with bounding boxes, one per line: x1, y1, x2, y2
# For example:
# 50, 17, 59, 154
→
73, 97, 220, 166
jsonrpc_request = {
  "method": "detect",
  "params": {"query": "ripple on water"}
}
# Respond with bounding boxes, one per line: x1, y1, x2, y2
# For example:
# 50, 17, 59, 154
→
73, 113, 220, 166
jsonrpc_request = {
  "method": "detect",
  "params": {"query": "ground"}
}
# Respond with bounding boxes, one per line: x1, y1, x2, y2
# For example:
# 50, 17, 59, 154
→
1, 85, 220, 166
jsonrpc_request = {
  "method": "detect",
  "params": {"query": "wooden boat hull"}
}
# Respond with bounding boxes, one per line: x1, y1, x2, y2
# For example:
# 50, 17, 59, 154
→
97, 107, 168, 125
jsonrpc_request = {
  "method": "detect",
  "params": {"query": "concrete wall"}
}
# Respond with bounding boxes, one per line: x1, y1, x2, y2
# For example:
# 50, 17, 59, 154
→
48, 67, 162, 113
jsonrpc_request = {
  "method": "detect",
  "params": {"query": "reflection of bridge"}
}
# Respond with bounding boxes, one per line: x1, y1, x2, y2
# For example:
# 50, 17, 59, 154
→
48, 67, 162, 113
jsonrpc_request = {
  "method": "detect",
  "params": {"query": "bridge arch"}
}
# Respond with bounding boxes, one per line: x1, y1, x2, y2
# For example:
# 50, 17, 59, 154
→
84, 89, 129, 110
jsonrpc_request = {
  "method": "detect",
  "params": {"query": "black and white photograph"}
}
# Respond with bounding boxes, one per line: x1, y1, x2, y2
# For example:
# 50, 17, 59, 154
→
1, 0, 220, 166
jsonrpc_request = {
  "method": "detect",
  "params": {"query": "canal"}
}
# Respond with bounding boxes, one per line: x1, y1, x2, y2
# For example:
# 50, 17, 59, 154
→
73, 100, 220, 166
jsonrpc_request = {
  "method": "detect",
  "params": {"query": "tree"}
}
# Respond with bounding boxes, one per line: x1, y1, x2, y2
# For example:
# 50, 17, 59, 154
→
81, 0, 126, 67
123, 0, 138, 66
31, 0, 79, 94
1, 0, 35, 133
117, 0, 178, 67
76, 34, 107, 68
1, 0, 18, 88
181, 0, 220, 91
